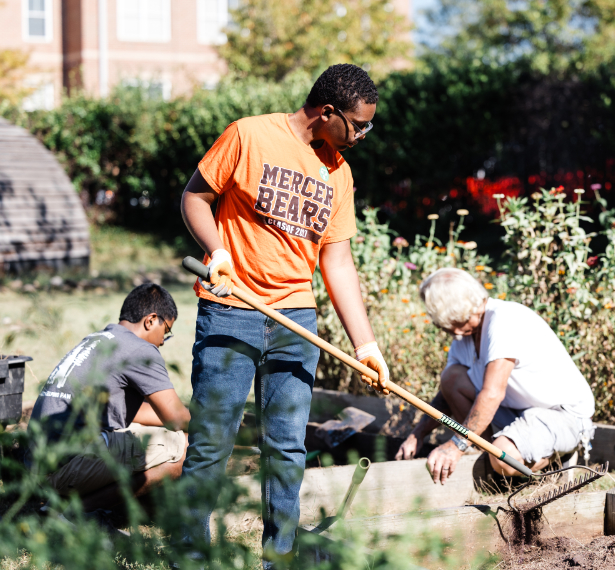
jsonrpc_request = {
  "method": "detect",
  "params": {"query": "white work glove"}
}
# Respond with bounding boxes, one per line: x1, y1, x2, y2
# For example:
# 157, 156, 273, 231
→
355, 341, 390, 394
198, 249, 237, 298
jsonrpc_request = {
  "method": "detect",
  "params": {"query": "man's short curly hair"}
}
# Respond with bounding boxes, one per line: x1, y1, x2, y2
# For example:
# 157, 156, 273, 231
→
306, 64, 379, 112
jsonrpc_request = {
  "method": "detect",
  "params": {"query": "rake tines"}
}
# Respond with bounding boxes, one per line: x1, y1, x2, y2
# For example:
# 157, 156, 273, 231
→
507, 462, 609, 512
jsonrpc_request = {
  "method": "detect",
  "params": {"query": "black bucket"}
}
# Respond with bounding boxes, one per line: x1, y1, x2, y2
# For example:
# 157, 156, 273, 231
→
0, 356, 32, 426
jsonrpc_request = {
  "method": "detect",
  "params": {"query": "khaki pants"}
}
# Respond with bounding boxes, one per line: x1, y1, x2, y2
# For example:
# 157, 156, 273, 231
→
48, 423, 185, 496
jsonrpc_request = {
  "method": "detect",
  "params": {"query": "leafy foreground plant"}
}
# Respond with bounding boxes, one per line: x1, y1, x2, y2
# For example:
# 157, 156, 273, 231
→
0, 339, 494, 570
0, 415, 495, 570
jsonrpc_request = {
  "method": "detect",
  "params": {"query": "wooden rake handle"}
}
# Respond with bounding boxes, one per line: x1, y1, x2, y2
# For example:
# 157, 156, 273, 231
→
182, 256, 533, 477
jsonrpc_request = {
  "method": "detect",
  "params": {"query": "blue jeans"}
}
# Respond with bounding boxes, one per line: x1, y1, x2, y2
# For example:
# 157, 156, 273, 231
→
182, 299, 320, 559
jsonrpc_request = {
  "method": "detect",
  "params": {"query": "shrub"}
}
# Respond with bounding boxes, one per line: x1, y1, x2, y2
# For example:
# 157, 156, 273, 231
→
1, 74, 312, 232
494, 188, 615, 422
313, 208, 494, 406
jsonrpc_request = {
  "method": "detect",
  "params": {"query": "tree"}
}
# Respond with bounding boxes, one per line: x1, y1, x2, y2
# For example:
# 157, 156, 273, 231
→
0, 49, 30, 105
421, 0, 615, 74
219, 0, 412, 81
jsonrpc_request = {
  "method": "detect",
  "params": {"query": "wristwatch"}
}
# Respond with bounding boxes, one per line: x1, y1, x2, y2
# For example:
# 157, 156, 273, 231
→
451, 434, 471, 452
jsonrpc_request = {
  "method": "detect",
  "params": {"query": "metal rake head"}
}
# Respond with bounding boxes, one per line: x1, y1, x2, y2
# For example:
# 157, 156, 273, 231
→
507, 462, 609, 513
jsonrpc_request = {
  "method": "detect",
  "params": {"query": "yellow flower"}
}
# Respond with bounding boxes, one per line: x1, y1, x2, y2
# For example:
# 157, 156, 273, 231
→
403, 328, 410, 333
402, 298, 409, 303
404, 381, 412, 386
606, 303, 613, 309
420, 312, 426, 316
443, 346, 450, 352
498, 292, 507, 300
411, 314, 416, 318
399, 404, 405, 411
484, 283, 494, 290
559, 269, 565, 275
610, 400, 614, 407
559, 331, 565, 336
424, 319, 430, 324
476, 265, 485, 271
425, 242, 434, 248
381, 289, 389, 294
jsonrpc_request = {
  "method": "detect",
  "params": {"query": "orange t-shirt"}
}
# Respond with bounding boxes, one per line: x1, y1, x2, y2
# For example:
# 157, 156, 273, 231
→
193, 113, 357, 309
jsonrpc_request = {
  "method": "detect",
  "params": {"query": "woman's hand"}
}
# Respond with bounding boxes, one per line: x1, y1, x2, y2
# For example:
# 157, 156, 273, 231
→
395, 433, 421, 460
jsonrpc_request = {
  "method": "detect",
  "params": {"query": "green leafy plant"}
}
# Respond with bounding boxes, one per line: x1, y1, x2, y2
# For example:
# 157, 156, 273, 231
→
494, 188, 615, 421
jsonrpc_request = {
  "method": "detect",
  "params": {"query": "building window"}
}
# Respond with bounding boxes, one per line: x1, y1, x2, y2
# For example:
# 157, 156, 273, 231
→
116, 0, 171, 43
22, 0, 53, 42
122, 78, 172, 101
197, 0, 229, 45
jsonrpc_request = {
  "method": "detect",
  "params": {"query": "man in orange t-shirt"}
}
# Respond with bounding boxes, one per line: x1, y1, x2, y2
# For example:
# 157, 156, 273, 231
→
180, 64, 389, 567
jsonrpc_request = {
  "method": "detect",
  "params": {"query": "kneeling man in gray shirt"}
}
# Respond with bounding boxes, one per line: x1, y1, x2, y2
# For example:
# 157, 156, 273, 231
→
28, 283, 190, 513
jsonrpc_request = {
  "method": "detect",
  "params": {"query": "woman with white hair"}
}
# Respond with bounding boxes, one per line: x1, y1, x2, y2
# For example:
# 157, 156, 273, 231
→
395, 268, 595, 484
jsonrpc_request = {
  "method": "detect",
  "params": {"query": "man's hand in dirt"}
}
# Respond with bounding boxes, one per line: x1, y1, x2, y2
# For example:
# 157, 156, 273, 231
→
395, 433, 421, 461
426, 440, 463, 485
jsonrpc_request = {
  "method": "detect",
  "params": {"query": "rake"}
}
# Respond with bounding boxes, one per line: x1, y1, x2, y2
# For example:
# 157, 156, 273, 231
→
182, 256, 608, 512
506, 462, 609, 512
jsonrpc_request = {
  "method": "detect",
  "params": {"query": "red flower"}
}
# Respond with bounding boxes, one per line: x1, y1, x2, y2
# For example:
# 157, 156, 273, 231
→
587, 256, 599, 267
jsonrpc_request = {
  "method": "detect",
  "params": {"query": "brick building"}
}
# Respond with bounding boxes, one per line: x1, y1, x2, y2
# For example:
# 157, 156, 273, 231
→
0, 0, 230, 108
0, 0, 411, 109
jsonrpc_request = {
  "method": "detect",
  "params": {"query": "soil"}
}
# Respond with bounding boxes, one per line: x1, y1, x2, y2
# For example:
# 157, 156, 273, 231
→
499, 536, 615, 569
507, 506, 544, 547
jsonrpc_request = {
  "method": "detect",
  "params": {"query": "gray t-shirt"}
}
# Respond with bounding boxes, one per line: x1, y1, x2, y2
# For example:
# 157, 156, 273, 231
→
30, 323, 174, 441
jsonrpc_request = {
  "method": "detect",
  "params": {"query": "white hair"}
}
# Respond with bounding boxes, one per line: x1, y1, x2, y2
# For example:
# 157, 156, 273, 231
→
419, 268, 488, 331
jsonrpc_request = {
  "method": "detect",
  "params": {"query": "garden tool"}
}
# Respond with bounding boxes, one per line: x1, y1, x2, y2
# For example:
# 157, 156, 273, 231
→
315, 406, 376, 448
182, 256, 608, 512
505, 462, 609, 513
312, 456, 371, 533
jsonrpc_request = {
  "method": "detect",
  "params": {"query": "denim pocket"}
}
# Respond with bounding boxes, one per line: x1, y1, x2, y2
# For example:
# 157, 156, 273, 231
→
199, 299, 233, 312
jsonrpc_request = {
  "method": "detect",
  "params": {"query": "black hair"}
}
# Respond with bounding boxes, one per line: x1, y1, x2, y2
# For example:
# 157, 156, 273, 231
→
119, 283, 178, 324
306, 64, 379, 112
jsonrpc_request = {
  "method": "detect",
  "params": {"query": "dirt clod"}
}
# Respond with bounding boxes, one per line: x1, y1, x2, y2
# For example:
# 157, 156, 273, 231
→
565, 554, 589, 567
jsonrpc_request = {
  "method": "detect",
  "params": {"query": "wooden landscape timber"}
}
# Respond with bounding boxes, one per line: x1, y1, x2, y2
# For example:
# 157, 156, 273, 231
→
343, 489, 607, 548
234, 453, 486, 525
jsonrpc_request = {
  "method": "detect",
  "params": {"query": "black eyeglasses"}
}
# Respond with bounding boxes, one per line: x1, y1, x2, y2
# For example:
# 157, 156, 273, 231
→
161, 318, 174, 343
335, 108, 374, 140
